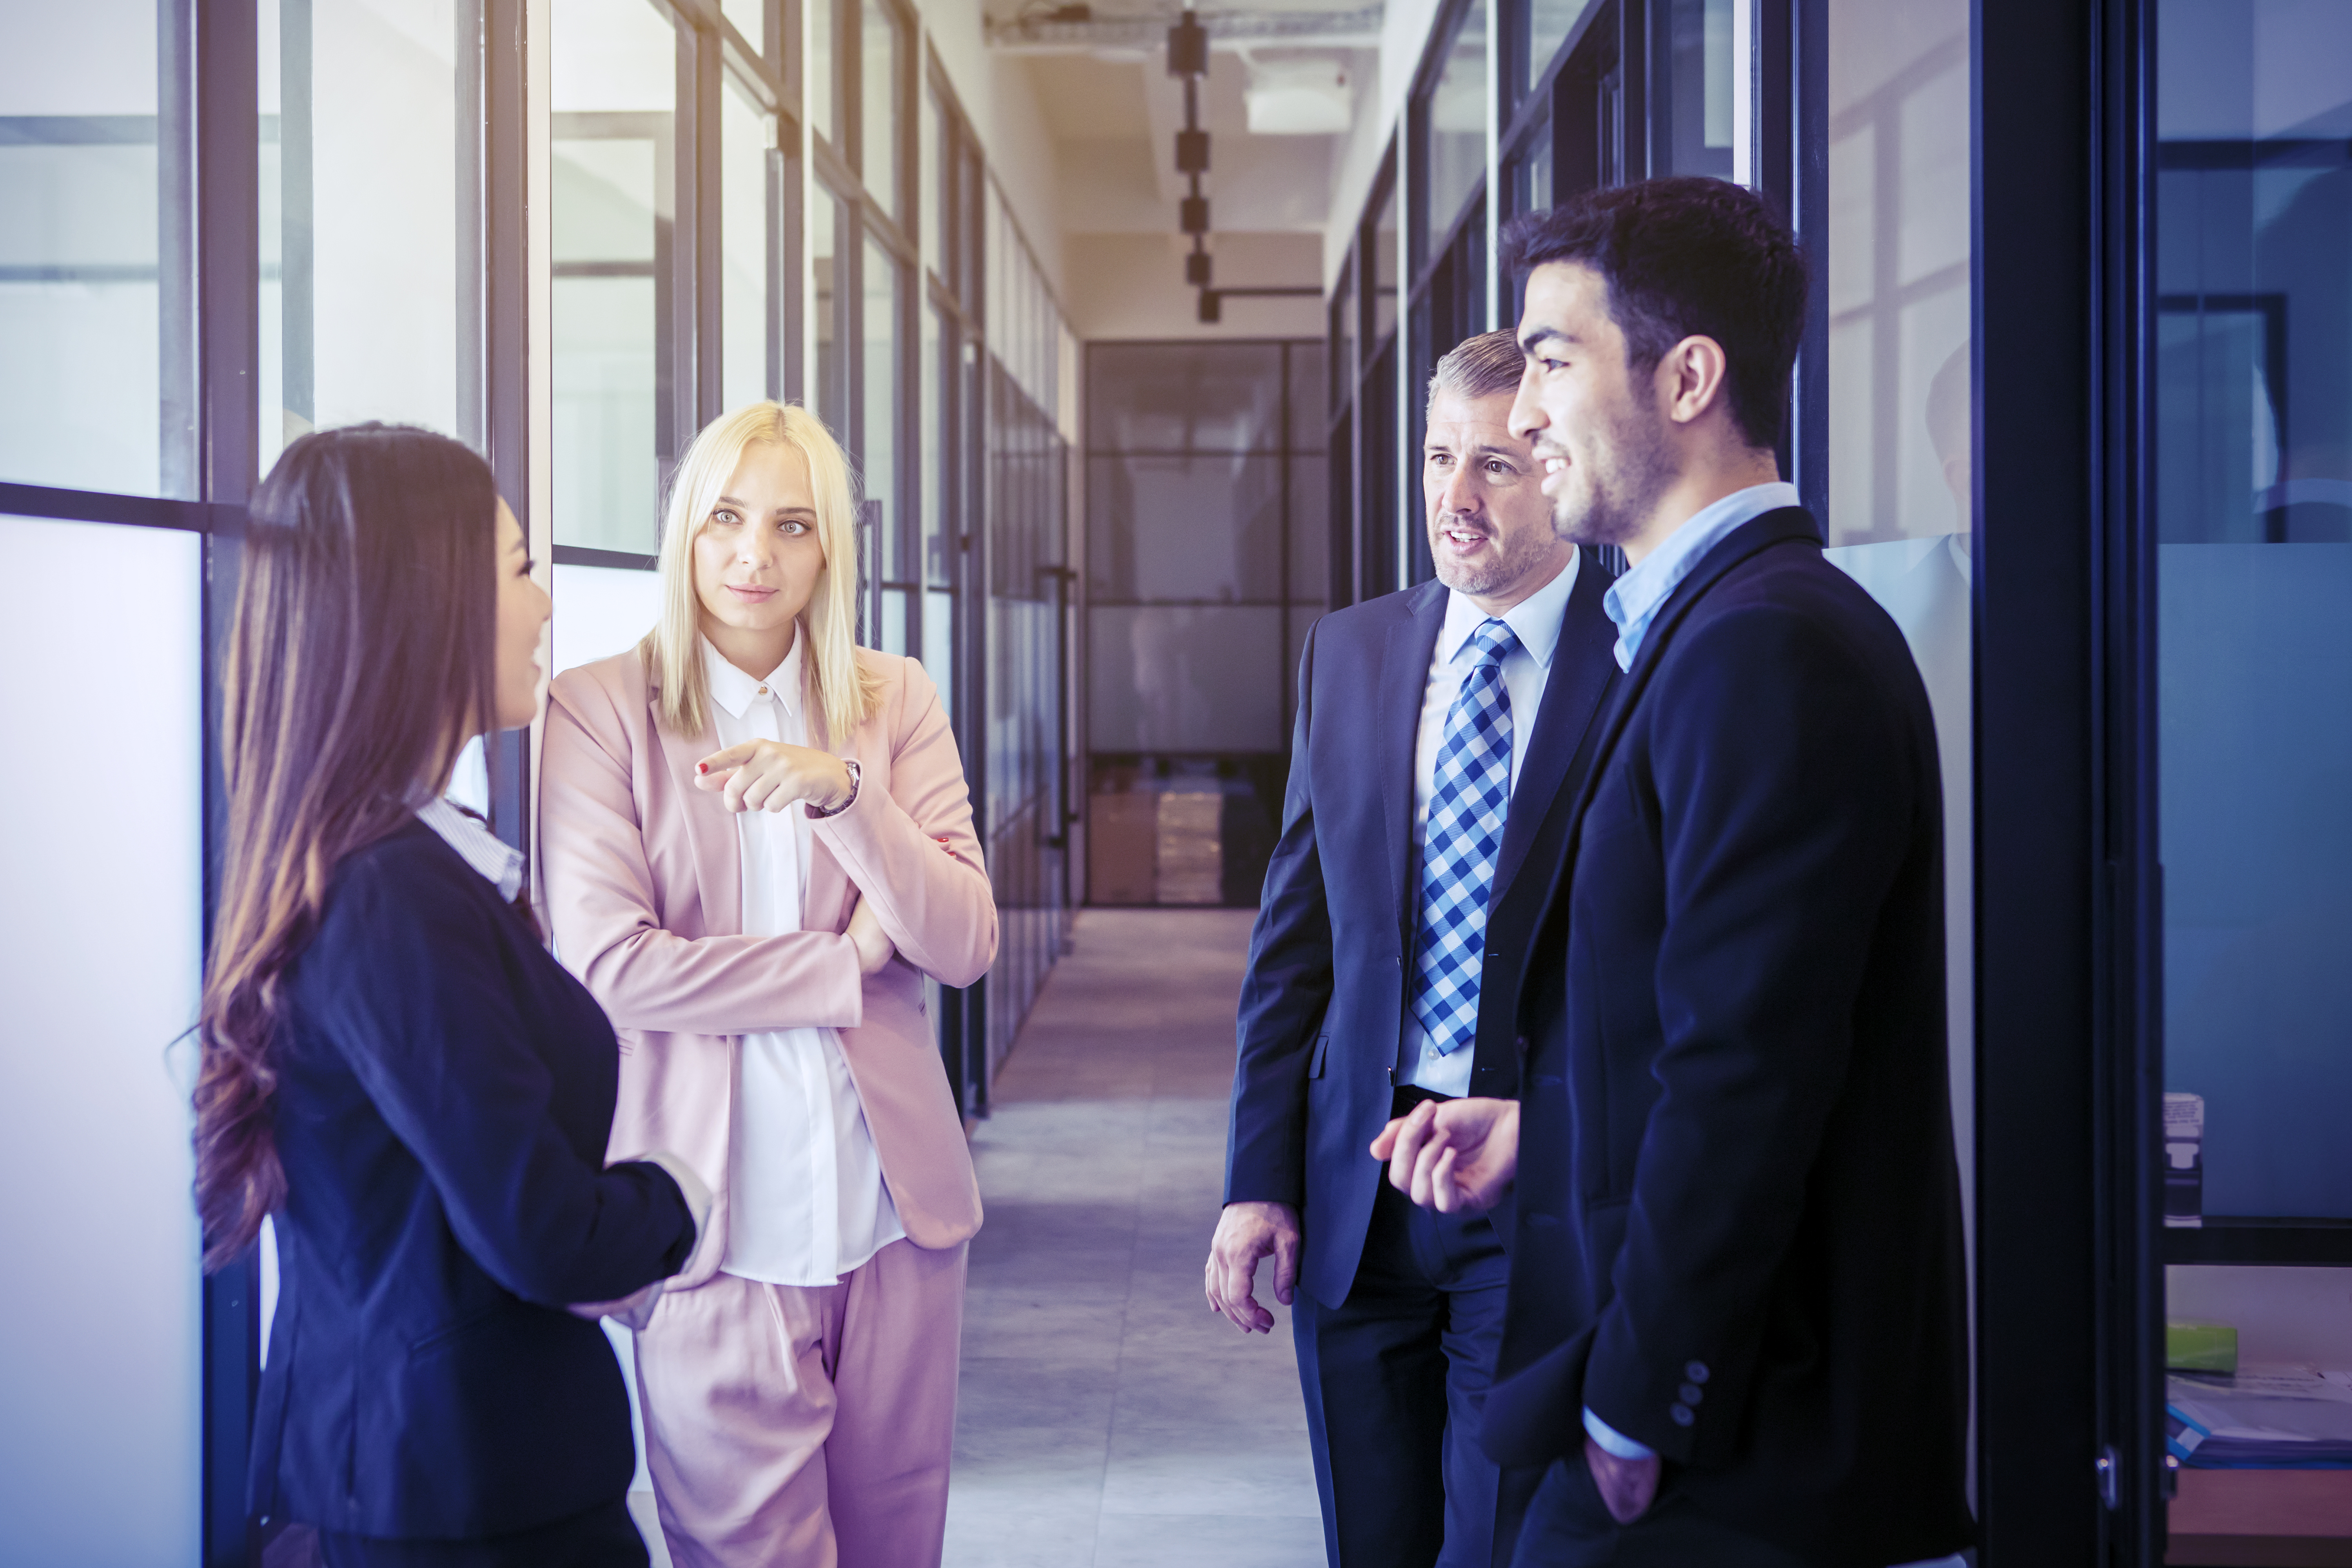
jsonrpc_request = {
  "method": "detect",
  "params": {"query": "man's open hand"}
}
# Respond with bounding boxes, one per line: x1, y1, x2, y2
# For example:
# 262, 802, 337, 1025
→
1203, 1200, 1301, 1333
1586, 1437, 1662, 1524
1368, 1096, 1520, 1213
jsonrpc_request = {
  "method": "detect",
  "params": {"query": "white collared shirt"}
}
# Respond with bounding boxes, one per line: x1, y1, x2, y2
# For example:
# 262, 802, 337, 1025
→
1399, 549, 1582, 1096
414, 795, 526, 902
1603, 481, 1803, 671
702, 636, 904, 1287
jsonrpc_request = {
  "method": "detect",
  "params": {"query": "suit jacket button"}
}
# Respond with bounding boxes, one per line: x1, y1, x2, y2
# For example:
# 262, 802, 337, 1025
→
1670, 1404, 1696, 1428
1679, 1382, 1703, 1406
1685, 1361, 1709, 1384
1515, 1034, 1529, 1051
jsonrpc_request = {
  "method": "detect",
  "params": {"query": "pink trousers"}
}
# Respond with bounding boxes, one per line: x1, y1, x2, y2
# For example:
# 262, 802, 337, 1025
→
632, 1239, 969, 1568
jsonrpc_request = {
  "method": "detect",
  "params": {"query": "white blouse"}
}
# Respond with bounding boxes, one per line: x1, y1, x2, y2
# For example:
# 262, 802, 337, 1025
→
704, 636, 904, 1287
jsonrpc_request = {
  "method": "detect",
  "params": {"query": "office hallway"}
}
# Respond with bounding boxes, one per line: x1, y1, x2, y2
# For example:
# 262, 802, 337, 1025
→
943, 909, 1324, 1568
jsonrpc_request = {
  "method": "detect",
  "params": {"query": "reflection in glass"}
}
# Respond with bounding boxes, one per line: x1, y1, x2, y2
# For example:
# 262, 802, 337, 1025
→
0, 0, 169, 495
1089, 606, 1285, 753
1372, 175, 1399, 342
922, 298, 949, 584
1528, 0, 1600, 97
811, 190, 843, 428
1425, 7, 1488, 266
721, 80, 773, 412
1087, 342, 1285, 453
863, 235, 900, 587
861, 0, 898, 216
258, 0, 466, 479
808, 0, 834, 145
1662, 0, 1734, 177
552, 0, 673, 554
2156, 0, 2352, 1217
1087, 455, 1284, 604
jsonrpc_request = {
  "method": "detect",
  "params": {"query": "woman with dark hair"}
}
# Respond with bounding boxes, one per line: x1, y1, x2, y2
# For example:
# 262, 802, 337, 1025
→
193, 424, 706, 1567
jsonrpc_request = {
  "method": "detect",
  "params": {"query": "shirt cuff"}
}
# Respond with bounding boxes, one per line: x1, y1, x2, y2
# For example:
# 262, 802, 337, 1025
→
635, 1149, 713, 1250
1583, 1406, 1658, 1462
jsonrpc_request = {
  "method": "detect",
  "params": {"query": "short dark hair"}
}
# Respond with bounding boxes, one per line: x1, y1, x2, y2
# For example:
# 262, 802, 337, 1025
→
1500, 177, 1807, 450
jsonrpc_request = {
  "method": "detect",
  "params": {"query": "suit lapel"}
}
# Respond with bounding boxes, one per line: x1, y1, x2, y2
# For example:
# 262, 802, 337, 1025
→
1526, 508, 1824, 949
1488, 550, 1617, 911
649, 683, 746, 939
1379, 581, 1449, 945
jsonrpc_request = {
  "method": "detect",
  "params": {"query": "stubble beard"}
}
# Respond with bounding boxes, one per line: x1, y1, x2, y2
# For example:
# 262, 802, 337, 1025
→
1431, 514, 1559, 599
1546, 405, 1675, 549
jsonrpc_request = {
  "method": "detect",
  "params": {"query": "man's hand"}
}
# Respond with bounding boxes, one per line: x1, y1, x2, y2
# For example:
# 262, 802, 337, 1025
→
1585, 1437, 1661, 1525
844, 897, 895, 976
694, 739, 853, 814
1368, 1096, 1520, 1213
1203, 1200, 1301, 1334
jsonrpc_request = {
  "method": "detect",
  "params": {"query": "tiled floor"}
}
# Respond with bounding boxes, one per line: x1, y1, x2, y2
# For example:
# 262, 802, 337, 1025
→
942, 908, 1325, 1568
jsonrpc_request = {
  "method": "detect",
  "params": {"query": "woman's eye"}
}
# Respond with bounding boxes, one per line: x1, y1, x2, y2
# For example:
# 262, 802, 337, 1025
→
782, 520, 808, 535
710, 510, 739, 527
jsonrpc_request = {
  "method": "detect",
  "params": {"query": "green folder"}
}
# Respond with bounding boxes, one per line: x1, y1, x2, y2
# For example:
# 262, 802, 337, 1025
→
2167, 1319, 2239, 1374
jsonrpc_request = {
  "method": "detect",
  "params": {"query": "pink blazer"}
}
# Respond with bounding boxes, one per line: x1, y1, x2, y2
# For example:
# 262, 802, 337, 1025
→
539, 645, 991, 1289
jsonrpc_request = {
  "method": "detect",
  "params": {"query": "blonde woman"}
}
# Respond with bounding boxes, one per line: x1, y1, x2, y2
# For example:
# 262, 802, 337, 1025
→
539, 402, 993, 1567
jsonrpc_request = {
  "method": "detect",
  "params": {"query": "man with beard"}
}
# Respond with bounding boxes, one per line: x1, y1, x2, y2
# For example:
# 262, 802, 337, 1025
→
1209, 329, 1621, 1567
1375, 179, 1970, 1566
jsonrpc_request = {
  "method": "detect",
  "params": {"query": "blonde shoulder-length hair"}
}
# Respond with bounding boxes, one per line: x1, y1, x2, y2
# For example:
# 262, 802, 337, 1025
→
638, 401, 884, 744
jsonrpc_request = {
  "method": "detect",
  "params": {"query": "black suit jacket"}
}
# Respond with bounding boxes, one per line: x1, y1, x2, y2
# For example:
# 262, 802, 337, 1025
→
1226, 554, 1619, 1308
249, 820, 698, 1539
1484, 509, 1971, 1564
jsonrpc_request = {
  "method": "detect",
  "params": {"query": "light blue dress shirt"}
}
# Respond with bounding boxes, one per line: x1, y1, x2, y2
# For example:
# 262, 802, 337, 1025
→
1600, 481, 1804, 672
1580, 480, 1802, 1467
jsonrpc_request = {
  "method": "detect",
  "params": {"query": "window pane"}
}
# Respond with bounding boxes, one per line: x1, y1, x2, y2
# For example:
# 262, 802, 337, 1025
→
1287, 340, 1328, 454
1528, 0, 1600, 96
920, 79, 941, 278
1425, 7, 1487, 265
722, 80, 773, 412
923, 297, 950, 585
1289, 454, 1328, 606
0, 513, 202, 1562
1372, 173, 1398, 342
1659, 0, 1734, 178
1087, 454, 1285, 603
1087, 605, 1284, 752
812, 189, 844, 426
862, 235, 900, 582
261, 0, 465, 480
0, 0, 171, 496
552, 0, 675, 555
923, 586, 953, 717
2155, 0, 2352, 1217
722, 0, 765, 54
809, 0, 835, 146
1087, 342, 1285, 453
860, 0, 898, 216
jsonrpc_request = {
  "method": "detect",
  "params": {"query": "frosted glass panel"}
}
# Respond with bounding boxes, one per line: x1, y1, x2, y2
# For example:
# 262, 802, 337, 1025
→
0, 515, 202, 1564
552, 561, 664, 679
1088, 605, 1283, 753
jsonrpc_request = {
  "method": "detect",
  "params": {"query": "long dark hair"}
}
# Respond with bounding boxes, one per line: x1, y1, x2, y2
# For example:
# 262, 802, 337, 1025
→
194, 425, 501, 1271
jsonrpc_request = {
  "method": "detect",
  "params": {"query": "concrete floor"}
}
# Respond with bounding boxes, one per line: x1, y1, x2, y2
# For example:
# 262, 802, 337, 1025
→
942, 908, 1325, 1568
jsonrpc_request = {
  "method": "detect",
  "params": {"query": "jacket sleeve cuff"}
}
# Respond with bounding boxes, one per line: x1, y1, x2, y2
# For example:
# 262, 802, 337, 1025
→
1583, 1406, 1658, 1461
633, 1150, 713, 1255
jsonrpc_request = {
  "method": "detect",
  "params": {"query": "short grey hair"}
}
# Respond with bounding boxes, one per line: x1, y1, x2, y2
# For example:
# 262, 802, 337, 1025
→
1425, 328, 1527, 414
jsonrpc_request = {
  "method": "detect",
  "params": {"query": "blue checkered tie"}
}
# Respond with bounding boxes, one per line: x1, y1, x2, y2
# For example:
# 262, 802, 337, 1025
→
1411, 619, 1519, 1056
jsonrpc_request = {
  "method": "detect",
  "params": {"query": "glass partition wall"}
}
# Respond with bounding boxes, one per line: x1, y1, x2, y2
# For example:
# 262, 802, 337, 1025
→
0, 1, 1071, 1553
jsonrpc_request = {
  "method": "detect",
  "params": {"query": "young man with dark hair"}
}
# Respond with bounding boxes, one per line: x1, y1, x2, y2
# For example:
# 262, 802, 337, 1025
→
1375, 177, 1972, 1566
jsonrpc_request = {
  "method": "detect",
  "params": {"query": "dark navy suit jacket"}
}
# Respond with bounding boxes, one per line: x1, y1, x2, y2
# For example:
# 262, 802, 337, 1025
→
1225, 556, 1619, 1308
1485, 509, 1972, 1564
250, 818, 698, 1540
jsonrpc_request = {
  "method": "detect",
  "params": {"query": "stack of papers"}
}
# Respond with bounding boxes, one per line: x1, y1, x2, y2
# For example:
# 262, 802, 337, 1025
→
2167, 1368, 2352, 1468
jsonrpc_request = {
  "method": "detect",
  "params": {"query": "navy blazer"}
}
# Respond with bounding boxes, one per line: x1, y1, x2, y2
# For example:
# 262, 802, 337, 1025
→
250, 819, 698, 1540
1226, 555, 1619, 1308
1485, 510, 1971, 1564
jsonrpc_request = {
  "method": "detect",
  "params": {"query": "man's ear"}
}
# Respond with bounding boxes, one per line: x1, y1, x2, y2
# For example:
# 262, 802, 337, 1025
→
1661, 334, 1732, 427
